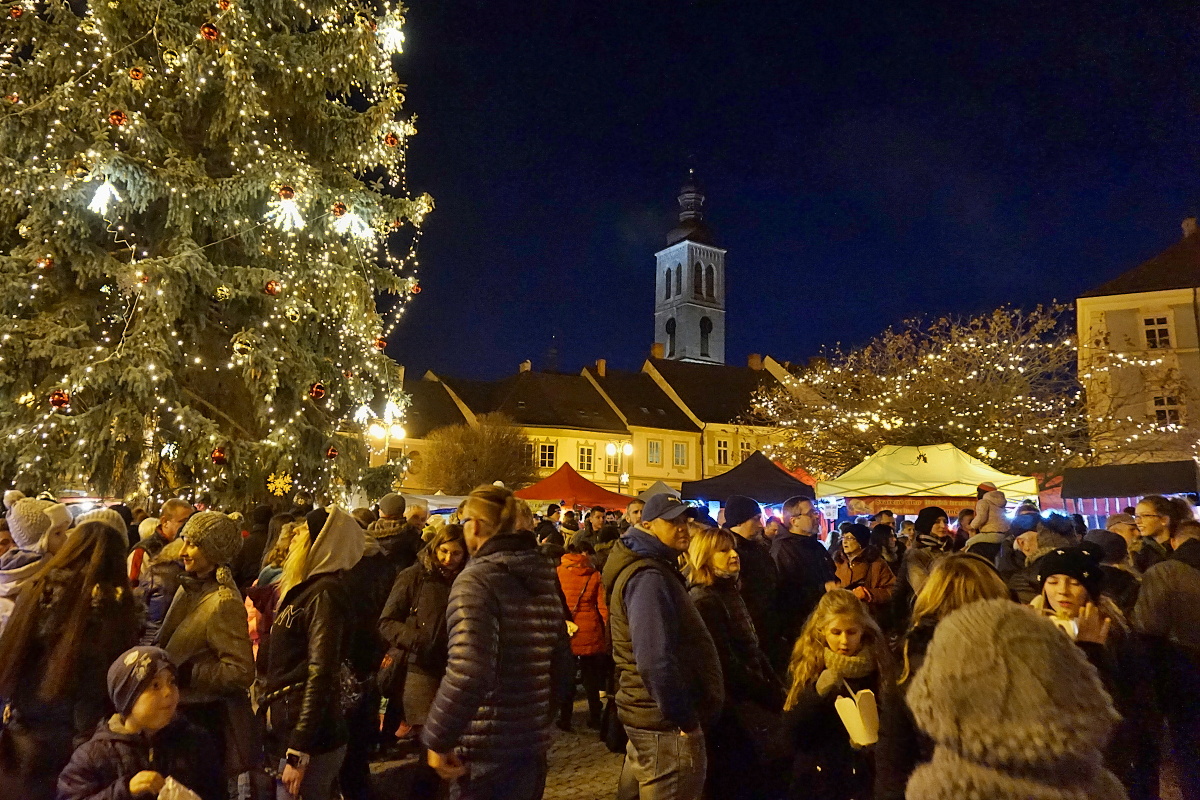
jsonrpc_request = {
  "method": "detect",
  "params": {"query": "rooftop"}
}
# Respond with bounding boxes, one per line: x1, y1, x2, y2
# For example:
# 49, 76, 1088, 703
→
646, 358, 773, 425
1081, 222, 1200, 298
584, 368, 701, 432
437, 371, 628, 433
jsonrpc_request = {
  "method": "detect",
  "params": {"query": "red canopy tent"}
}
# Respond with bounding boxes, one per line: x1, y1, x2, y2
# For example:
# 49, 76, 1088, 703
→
515, 464, 635, 509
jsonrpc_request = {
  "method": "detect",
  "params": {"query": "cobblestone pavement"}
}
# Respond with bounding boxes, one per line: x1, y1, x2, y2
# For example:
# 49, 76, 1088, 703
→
544, 700, 624, 800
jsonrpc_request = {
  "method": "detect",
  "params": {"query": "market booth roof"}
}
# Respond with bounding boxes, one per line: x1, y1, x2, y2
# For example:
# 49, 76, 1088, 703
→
1060, 460, 1200, 500
816, 444, 1038, 499
514, 464, 635, 509
638, 481, 681, 501
680, 451, 816, 504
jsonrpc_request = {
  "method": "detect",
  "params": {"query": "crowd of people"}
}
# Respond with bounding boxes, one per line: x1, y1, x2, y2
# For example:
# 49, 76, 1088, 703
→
0, 480, 1197, 800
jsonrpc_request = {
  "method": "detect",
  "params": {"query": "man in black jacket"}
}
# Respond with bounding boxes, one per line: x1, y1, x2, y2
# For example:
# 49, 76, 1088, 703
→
771, 495, 835, 668
722, 495, 779, 653
534, 504, 563, 545
422, 486, 569, 800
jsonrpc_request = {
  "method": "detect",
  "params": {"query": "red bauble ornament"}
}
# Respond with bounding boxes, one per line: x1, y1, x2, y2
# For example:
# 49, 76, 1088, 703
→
410, 283, 421, 294
210, 446, 228, 465
9, 6, 23, 19
383, 132, 399, 147
129, 67, 145, 80
139, 274, 150, 283
331, 201, 347, 217
4, 94, 18, 104
343, 369, 354, 379
36, 256, 53, 270
278, 185, 295, 200
309, 382, 327, 400
108, 109, 128, 126
49, 389, 70, 409
217, 0, 230, 8
264, 279, 281, 296
373, 337, 387, 351
325, 446, 339, 460
200, 22, 219, 40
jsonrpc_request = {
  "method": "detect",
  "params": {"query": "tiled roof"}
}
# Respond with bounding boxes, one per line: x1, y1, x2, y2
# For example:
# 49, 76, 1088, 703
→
1081, 233, 1200, 298
647, 358, 774, 425
585, 369, 700, 432
438, 372, 628, 433
403, 380, 470, 439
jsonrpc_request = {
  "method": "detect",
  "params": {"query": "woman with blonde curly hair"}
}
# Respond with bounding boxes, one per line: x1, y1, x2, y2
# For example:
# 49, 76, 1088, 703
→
781, 589, 892, 800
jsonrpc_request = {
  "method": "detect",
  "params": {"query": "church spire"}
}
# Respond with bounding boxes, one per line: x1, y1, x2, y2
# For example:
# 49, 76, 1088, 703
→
666, 168, 716, 246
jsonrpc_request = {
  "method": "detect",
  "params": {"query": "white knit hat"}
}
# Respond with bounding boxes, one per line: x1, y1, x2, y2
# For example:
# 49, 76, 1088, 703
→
6, 497, 53, 550
43, 504, 72, 537
138, 517, 160, 538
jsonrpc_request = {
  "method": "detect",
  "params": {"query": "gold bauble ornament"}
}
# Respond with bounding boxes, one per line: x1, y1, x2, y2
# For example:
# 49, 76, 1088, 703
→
215, 285, 232, 301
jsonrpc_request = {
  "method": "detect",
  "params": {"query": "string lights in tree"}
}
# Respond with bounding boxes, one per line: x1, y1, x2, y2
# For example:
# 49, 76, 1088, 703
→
0, 0, 431, 505
753, 304, 1194, 487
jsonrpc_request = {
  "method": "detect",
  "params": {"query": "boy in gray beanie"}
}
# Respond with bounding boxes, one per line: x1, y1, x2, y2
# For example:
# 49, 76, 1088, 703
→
905, 599, 1126, 800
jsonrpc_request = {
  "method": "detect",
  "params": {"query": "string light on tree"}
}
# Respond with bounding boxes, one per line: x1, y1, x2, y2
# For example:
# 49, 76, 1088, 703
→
265, 185, 304, 231
88, 181, 121, 215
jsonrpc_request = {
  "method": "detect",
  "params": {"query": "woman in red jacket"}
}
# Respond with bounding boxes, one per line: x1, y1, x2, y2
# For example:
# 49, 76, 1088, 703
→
556, 542, 609, 731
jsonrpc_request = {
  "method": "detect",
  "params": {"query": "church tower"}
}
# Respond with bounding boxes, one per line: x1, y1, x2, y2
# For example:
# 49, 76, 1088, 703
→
654, 171, 726, 363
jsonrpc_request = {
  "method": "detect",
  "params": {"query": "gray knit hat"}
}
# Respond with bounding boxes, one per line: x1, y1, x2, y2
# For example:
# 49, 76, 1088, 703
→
378, 493, 406, 518
180, 511, 242, 565
6, 497, 53, 550
75, 508, 128, 537
905, 599, 1125, 800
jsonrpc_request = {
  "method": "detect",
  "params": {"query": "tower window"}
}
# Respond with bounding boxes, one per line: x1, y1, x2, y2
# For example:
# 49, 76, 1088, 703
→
675, 264, 682, 295
694, 261, 703, 298
665, 318, 676, 358
1144, 316, 1171, 349
705, 264, 715, 299
700, 316, 713, 357
664, 267, 672, 300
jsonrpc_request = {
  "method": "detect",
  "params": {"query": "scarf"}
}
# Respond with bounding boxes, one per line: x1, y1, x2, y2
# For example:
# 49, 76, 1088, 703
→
917, 532, 954, 552
825, 646, 875, 680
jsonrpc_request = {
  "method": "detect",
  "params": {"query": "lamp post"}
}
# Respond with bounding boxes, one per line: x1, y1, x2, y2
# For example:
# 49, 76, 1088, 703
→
606, 441, 633, 491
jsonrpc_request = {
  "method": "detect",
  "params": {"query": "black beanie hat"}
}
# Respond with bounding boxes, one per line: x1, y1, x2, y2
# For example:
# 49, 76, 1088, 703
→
1036, 546, 1104, 601
914, 506, 948, 535
723, 495, 761, 529
842, 523, 872, 548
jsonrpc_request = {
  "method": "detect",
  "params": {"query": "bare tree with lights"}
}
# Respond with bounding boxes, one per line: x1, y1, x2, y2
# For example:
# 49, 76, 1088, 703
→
0, 0, 430, 503
755, 304, 1193, 487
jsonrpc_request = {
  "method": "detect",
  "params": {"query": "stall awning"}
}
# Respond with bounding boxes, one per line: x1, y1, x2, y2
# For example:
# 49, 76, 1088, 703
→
1060, 460, 1200, 500
514, 464, 635, 509
638, 481, 681, 501
680, 452, 816, 504
816, 443, 1038, 498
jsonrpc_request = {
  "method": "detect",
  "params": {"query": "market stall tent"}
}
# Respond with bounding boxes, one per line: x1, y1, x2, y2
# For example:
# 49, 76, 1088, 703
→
638, 481, 681, 501
514, 464, 635, 509
816, 444, 1038, 515
1059, 460, 1200, 520
680, 451, 816, 504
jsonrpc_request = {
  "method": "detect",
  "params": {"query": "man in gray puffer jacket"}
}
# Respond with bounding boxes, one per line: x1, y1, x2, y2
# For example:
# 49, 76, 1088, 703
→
422, 485, 570, 800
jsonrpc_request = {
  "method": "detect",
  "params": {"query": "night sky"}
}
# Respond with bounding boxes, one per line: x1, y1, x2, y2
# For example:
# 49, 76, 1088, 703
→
389, 0, 1200, 380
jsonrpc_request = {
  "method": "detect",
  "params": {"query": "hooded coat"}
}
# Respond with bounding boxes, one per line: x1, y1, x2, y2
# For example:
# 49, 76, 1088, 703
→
261, 507, 364, 757
557, 552, 609, 656
421, 532, 570, 763
970, 490, 1010, 535
56, 716, 222, 800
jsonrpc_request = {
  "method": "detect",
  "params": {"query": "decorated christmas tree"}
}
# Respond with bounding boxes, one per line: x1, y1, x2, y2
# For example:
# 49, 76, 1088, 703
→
0, 0, 430, 504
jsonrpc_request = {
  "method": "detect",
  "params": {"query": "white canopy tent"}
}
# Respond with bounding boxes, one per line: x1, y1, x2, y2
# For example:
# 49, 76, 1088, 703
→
816, 443, 1038, 499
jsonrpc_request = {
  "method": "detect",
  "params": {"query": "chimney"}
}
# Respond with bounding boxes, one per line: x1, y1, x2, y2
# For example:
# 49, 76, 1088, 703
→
747, 353, 763, 370
650, 342, 665, 359
1184, 217, 1198, 238
518, 359, 532, 373
594, 358, 607, 378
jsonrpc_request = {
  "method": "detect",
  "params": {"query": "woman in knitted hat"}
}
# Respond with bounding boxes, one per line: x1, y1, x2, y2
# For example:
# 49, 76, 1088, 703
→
905, 599, 1127, 800
875, 553, 1010, 800
900, 506, 952, 599
781, 589, 894, 800
57, 646, 222, 800
0, 497, 59, 632
1032, 546, 1160, 799
157, 511, 257, 784
0, 522, 139, 800
832, 523, 896, 623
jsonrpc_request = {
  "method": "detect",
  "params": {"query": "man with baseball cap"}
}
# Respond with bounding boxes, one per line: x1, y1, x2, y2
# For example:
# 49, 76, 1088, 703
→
602, 494, 723, 800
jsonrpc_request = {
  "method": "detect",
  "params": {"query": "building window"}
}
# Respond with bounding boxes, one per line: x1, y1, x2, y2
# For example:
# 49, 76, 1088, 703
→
1144, 316, 1171, 349
675, 263, 682, 295
694, 261, 703, 298
1154, 396, 1182, 425
522, 443, 535, 465
673, 442, 688, 467
699, 316, 712, 358
663, 268, 671, 300
716, 439, 729, 466
606, 452, 621, 474
665, 318, 676, 358
705, 264, 716, 299
578, 446, 594, 472
740, 441, 753, 462
538, 443, 556, 469
647, 440, 662, 465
